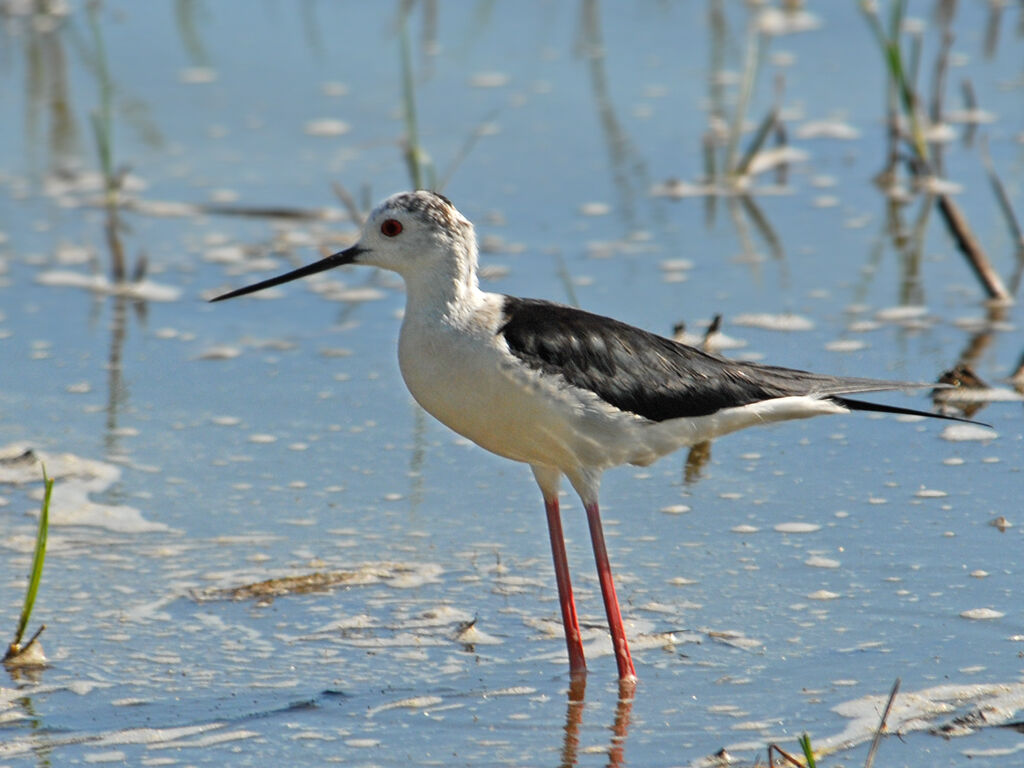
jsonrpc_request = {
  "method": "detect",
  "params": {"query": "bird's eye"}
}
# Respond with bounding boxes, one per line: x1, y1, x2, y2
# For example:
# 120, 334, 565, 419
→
380, 219, 403, 237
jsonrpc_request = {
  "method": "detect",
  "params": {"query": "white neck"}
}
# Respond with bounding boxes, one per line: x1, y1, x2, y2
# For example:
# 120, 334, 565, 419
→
401, 246, 485, 324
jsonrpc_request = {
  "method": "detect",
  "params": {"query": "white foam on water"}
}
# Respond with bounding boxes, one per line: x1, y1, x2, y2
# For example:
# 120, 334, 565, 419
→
0, 443, 167, 533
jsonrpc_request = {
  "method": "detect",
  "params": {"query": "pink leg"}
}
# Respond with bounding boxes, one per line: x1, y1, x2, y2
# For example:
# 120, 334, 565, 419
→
544, 496, 587, 678
585, 501, 637, 682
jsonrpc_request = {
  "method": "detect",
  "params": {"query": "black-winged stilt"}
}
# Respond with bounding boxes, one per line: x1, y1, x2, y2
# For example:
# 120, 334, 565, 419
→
213, 190, 967, 683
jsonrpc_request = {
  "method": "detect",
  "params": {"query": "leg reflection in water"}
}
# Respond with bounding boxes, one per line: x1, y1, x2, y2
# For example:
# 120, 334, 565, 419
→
558, 678, 635, 767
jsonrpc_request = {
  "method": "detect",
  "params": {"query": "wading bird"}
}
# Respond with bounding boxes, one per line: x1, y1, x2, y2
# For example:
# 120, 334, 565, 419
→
213, 190, 966, 682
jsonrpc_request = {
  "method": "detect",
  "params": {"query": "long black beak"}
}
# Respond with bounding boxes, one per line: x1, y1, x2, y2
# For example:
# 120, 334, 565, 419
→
209, 243, 366, 302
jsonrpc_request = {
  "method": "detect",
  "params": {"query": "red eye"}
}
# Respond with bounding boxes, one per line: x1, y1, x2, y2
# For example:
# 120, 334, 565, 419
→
380, 219, 403, 237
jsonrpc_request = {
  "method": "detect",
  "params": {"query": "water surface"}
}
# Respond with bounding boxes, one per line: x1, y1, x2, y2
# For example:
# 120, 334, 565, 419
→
1, 2, 1022, 765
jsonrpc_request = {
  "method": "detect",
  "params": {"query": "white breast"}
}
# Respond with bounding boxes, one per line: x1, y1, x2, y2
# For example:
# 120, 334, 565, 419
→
395, 293, 655, 473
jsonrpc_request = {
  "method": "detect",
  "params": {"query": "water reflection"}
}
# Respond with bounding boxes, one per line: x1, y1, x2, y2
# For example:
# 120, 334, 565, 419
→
102, 292, 135, 459
558, 677, 634, 768
558, 678, 586, 766
727, 194, 785, 273
15, 1, 79, 177
862, 0, 1011, 304
655, 0, 793, 272
4, 1, 165, 181
576, 0, 646, 232
11, 693, 53, 768
173, 0, 210, 67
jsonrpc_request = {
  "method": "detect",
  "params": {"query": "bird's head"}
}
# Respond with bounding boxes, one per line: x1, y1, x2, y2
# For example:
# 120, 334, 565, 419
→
210, 190, 477, 302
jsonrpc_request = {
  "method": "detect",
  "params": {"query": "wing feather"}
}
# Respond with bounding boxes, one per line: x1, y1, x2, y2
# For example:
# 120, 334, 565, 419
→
498, 298, 949, 423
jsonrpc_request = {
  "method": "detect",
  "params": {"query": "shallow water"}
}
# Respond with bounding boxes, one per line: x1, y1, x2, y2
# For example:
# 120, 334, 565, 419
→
2, 1, 1023, 765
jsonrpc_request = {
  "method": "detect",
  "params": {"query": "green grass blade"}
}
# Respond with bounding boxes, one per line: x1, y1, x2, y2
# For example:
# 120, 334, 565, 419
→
13, 468, 51, 649
858, 0, 928, 162
90, 110, 113, 186
798, 732, 817, 768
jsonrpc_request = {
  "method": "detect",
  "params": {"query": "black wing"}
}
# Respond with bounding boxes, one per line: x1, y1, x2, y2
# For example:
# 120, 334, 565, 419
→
498, 297, 959, 423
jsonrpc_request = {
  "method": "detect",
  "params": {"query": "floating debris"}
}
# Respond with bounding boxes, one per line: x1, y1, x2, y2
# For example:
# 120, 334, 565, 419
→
732, 313, 814, 332
825, 339, 867, 352
452, 618, 502, 647
940, 424, 998, 442
3, 633, 46, 669
312, 285, 386, 303
745, 147, 809, 176
758, 7, 821, 34
706, 630, 762, 651
874, 305, 928, 323
731, 525, 760, 534
579, 202, 611, 217
478, 234, 525, 255
946, 108, 997, 125
469, 72, 509, 88
345, 738, 380, 748
366, 695, 444, 718
669, 576, 699, 586
55, 243, 94, 264
807, 589, 840, 600
795, 120, 860, 140
934, 385, 1022, 405
179, 67, 217, 84
321, 81, 349, 97
659, 258, 695, 271
196, 346, 242, 361
189, 563, 435, 603
35, 271, 181, 302
959, 608, 1005, 621
805, 556, 840, 569
649, 179, 712, 198
660, 504, 691, 515
202, 244, 248, 264
797, 682, 1024, 760
774, 522, 822, 534
304, 119, 350, 137
922, 123, 957, 143
319, 347, 353, 358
